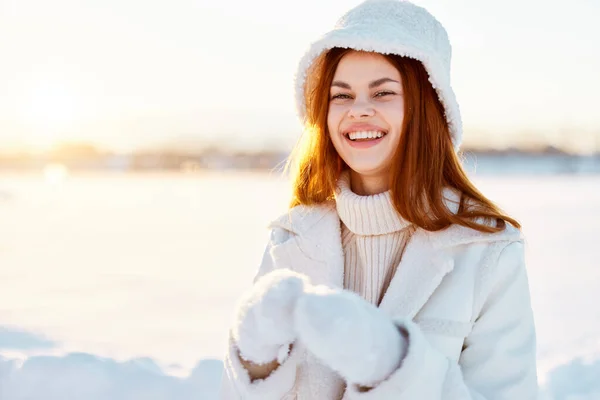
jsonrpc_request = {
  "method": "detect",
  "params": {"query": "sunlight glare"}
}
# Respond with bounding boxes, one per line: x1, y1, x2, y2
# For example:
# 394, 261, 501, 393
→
19, 82, 82, 148
43, 163, 69, 185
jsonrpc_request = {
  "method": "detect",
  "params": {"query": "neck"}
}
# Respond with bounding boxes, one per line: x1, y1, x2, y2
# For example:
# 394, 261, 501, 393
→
349, 170, 389, 195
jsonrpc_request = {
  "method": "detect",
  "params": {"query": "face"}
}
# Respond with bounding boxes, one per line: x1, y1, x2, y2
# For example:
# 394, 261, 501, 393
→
327, 51, 404, 184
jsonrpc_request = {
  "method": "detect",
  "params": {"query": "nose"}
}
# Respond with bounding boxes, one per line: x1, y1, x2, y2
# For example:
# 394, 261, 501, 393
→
347, 99, 375, 119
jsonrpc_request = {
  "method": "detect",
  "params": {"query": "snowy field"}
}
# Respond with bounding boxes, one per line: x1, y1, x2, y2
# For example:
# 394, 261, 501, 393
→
0, 169, 599, 399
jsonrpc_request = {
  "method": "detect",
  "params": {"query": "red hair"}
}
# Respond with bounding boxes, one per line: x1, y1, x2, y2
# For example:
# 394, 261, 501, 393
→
285, 48, 520, 233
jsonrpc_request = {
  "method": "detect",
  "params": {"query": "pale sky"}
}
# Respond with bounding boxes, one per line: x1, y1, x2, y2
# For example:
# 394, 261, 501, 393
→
1, 0, 599, 152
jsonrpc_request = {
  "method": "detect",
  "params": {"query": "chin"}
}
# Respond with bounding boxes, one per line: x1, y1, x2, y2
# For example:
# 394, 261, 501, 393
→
346, 164, 387, 177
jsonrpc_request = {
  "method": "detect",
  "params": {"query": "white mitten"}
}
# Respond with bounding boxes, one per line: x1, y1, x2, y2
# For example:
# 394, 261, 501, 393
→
232, 268, 310, 365
294, 287, 408, 388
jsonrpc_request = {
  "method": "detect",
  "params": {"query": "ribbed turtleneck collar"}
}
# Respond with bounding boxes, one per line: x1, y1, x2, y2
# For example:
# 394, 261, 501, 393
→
334, 170, 411, 235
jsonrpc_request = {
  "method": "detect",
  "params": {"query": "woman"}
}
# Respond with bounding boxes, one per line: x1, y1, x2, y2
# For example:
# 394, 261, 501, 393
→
220, 0, 538, 399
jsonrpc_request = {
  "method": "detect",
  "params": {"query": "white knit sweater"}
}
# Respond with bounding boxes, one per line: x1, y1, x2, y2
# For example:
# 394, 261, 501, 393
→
334, 171, 414, 306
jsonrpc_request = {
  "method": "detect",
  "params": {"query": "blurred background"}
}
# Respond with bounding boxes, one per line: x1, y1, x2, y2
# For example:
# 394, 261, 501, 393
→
0, 0, 599, 399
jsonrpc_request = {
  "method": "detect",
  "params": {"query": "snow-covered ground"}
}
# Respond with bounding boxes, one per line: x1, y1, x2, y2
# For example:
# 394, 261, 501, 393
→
0, 169, 598, 399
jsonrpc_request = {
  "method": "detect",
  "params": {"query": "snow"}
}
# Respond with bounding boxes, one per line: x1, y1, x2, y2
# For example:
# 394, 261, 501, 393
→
0, 351, 222, 399
0, 169, 598, 399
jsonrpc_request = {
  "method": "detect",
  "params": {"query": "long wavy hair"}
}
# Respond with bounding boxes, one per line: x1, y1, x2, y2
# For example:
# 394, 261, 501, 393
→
284, 48, 520, 233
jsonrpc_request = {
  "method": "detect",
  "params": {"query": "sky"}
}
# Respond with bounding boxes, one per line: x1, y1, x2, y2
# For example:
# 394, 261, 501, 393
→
0, 0, 599, 153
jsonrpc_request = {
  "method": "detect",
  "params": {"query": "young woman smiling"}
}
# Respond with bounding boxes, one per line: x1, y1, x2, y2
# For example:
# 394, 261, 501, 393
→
220, 1, 538, 399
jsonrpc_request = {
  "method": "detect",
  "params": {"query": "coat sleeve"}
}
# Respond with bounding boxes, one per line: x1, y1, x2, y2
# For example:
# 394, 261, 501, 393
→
219, 228, 300, 400
345, 241, 539, 400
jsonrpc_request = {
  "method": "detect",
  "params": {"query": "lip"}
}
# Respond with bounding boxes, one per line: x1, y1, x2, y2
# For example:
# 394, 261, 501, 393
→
341, 123, 388, 149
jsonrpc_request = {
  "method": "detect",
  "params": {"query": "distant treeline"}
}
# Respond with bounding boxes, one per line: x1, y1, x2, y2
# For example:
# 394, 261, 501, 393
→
0, 142, 598, 172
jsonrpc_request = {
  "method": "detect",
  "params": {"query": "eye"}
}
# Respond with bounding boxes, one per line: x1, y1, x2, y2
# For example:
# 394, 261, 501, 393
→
374, 91, 395, 97
330, 93, 352, 100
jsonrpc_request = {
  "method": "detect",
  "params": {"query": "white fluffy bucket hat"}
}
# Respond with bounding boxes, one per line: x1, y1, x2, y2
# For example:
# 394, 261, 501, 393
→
294, 0, 463, 150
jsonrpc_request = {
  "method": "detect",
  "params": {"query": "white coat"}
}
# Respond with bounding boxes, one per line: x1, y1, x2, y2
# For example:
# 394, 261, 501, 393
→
220, 200, 538, 399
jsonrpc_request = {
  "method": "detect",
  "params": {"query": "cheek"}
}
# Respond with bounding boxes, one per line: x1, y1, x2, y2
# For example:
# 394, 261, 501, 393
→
327, 109, 345, 153
327, 105, 343, 134
381, 100, 405, 127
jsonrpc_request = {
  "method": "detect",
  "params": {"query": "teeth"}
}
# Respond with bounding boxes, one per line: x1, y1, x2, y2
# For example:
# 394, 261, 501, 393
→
347, 131, 385, 141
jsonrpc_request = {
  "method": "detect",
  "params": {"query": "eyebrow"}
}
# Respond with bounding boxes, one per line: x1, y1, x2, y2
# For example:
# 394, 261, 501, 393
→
331, 77, 400, 89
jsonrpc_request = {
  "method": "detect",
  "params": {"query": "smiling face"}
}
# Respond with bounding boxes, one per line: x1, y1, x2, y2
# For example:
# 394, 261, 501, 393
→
327, 51, 405, 191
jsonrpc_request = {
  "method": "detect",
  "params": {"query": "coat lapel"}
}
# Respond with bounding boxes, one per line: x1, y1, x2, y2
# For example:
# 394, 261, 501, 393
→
377, 229, 454, 319
377, 221, 523, 319
268, 201, 345, 288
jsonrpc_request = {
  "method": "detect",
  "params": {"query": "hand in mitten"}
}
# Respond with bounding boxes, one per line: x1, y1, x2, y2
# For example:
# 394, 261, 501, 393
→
294, 287, 409, 388
232, 268, 310, 365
